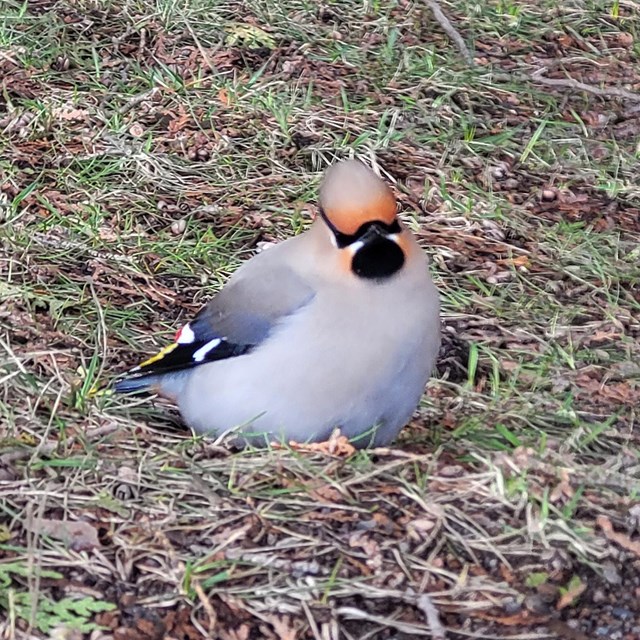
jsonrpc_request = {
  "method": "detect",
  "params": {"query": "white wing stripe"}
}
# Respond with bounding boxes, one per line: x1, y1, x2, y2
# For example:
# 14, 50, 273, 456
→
192, 338, 222, 362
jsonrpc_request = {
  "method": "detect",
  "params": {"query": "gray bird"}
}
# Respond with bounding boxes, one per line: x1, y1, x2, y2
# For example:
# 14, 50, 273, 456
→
114, 159, 440, 447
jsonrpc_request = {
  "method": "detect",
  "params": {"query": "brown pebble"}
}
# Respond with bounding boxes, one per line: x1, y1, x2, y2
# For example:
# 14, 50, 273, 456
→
129, 123, 144, 137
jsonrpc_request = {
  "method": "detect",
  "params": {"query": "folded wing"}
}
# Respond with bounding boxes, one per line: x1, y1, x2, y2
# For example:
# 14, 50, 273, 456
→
114, 262, 316, 393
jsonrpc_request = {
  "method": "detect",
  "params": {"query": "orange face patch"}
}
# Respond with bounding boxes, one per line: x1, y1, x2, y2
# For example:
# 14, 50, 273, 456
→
323, 189, 398, 236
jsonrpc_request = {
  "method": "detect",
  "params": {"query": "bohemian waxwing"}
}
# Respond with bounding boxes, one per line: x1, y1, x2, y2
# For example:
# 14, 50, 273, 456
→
115, 159, 441, 447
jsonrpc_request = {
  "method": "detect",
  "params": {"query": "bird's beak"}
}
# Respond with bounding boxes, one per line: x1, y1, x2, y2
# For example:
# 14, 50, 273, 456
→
360, 222, 399, 245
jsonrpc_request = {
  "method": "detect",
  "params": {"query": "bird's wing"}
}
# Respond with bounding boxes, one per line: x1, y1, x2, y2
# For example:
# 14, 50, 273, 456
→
114, 261, 315, 391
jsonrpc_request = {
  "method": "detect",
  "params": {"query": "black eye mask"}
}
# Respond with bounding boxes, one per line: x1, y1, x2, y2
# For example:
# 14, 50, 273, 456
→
318, 207, 401, 248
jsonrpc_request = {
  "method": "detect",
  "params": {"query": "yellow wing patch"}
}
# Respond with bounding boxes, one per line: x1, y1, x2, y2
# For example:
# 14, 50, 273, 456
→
137, 343, 178, 370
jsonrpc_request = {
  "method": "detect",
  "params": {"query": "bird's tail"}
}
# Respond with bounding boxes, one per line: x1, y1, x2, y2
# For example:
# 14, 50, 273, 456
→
113, 374, 159, 395
113, 369, 190, 401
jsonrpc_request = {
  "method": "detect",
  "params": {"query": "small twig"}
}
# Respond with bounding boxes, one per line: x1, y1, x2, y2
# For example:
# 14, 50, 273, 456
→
185, 22, 220, 73
31, 231, 136, 264
416, 594, 447, 640
0, 49, 19, 66
423, 0, 474, 67
300, 600, 323, 640
529, 67, 640, 103
112, 25, 138, 45
0, 335, 28, 374
119, 87, 161, 115
336, 607, 433, 635
192, 580, 218, 634
138, 27, 147, 57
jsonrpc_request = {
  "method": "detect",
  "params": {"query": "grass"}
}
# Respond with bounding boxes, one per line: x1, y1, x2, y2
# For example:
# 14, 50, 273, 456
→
1, 0, 639, 638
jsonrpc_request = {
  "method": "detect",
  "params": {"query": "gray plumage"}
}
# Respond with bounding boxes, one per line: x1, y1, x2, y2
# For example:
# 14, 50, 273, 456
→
115, 160, 441, 447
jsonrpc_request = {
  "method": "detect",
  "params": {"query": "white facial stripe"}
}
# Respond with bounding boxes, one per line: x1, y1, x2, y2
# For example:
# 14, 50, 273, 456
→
192, 338, 222, 362
346, 240, 365, 255
177, 324, 195, 344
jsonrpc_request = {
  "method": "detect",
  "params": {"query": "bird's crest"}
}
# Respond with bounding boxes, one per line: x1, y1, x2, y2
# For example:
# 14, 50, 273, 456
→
318, 160, 397, 236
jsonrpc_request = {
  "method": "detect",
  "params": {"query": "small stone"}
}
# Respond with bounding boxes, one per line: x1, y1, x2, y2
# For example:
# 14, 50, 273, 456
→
603, 560, 623, 585
503, 598, 522, 614
524, 593, 550, 614
52, 56, 70, 71
541, 188, 557, 201
592, 588, 607, 603
170, 219, 186, 235
491, 164, 508, 179
536, 582, 558, 603
129, 122, 144, 137
618, 32, 634, 47
627, 504, 640, 534
256, 241, 276, 253
612, 607, 634, 621
613, 362, 640, 379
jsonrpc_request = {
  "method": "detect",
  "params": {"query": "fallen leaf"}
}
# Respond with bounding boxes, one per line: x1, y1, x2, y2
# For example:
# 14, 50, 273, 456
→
167, 105, 191, 133
51, 106, 90, 121
588, 330, 623, 343
498, 255, 530, 268
556, 575, 586, 610
617, 32, 634, 47
282, 429, 356, 457
348, 531, 382, 571
225, 24, 276, 50
549, 468, 574, 503
218, 625, 250, 640
597, 515, 640, 558
406, 518, 436, 541
308, 483, 342, 504
28, 518, 100, 551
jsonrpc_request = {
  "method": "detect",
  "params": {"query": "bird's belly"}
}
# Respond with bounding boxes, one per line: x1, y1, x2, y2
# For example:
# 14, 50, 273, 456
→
179, 292, 439, 446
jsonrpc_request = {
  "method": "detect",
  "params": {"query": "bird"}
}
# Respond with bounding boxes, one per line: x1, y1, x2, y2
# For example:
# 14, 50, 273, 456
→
114, 159, 440, 448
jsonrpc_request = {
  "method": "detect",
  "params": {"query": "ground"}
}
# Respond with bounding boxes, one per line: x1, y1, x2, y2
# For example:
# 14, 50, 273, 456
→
1, 0, 639, 638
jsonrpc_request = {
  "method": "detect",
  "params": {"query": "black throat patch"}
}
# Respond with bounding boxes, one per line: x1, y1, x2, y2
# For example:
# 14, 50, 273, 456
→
318, 207, 406, 280
351, 236, 405, 280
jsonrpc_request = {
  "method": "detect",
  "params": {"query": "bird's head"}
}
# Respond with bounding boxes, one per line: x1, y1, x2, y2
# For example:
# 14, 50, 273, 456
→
318, 159, 408, 280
